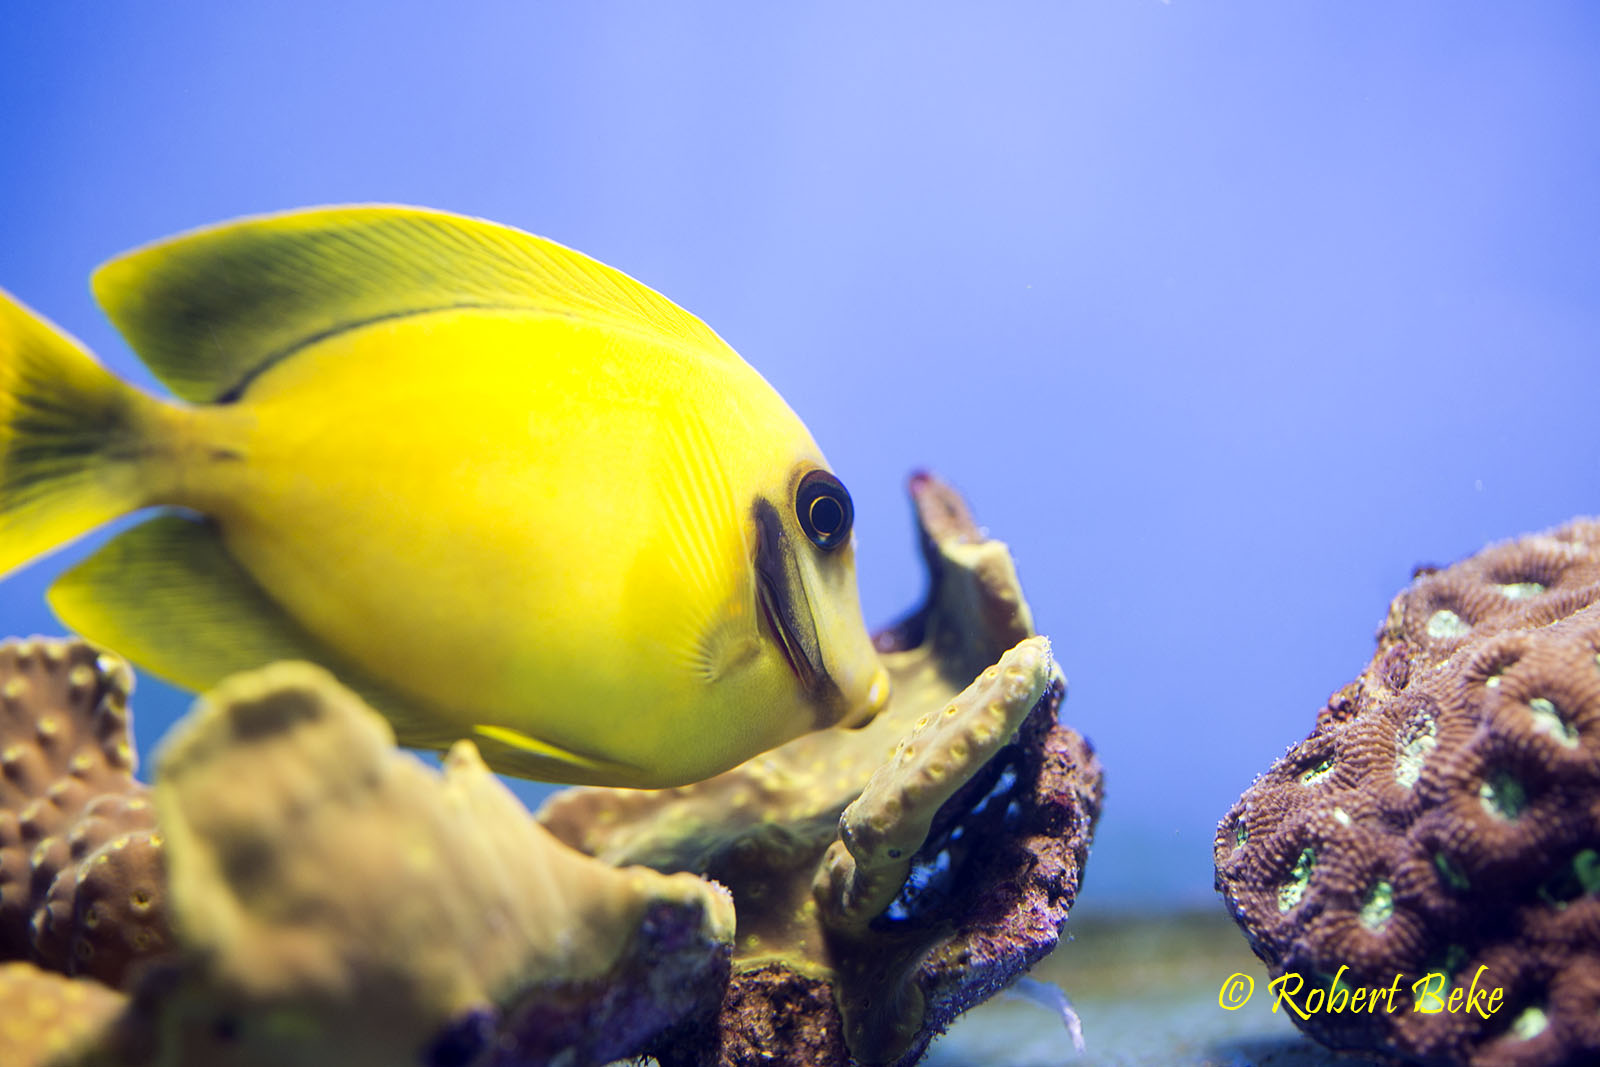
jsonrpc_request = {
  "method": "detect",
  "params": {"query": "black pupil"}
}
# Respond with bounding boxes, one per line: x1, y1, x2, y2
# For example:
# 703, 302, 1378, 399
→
810, 495, 844, 535
797, 470, 852, 550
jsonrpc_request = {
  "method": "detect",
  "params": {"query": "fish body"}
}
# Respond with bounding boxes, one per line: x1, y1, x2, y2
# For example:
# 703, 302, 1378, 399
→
0, 206, 889, 786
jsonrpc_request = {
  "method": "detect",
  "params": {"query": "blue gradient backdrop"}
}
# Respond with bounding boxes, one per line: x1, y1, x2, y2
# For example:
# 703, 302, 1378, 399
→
2, 3, 1597, 914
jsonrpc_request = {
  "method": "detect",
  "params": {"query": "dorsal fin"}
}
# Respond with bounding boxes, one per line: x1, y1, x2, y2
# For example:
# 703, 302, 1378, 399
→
92, 205, 739, 403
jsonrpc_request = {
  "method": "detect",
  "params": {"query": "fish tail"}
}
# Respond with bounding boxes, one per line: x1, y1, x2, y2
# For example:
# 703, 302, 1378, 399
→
0, 288, 159, 578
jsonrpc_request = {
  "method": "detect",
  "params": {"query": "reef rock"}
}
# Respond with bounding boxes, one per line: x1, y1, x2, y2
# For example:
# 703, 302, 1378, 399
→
540, 472, 1104, 1066
1216, 519, 1600, 1066
0, 638, 169, 990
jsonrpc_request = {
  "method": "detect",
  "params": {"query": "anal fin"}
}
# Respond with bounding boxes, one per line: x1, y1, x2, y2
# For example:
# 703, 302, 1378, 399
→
471, 723, 638, 785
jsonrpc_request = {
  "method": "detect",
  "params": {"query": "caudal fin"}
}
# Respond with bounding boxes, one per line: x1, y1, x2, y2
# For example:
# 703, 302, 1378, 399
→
0, 289, 151, 578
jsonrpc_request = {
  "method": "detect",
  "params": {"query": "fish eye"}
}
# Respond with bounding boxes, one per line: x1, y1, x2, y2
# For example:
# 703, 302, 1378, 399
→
796, 469, 853, 551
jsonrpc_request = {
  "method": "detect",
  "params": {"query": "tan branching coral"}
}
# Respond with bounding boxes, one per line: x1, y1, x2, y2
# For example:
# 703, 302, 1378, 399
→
1216, 519, 1600, 1066
815, 638, 1053, 1061
0, 638, 169, 990
77, 659, 736, 1067
540, 472, 1104, 1066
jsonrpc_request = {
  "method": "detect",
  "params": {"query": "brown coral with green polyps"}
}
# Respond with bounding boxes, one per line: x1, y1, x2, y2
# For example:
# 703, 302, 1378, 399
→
1216, 518, 1600, 1066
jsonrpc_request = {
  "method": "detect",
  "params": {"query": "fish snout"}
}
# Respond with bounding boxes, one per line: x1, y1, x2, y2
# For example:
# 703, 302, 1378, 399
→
837, 661, 891, 729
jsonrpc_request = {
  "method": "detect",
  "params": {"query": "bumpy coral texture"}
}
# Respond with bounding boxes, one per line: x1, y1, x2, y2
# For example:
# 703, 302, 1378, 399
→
1216, 519, 1600, 1067
0, 639, 169, 990
540, 472, 1104, 1067
0, 961, 127, 1067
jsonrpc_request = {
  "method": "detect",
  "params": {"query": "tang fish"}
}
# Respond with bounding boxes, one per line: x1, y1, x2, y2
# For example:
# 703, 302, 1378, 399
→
0, 206, 890, 787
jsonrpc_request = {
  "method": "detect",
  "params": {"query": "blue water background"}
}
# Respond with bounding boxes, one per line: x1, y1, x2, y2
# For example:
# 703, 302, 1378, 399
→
1, 3, 1596, 914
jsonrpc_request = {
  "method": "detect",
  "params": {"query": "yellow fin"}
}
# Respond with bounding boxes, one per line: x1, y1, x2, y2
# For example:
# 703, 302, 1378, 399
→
650, 406, 760, 683
91, 205, 740, 403
0, 288, 149, 578
47, 514, 457, 746
471, 723, 637, 784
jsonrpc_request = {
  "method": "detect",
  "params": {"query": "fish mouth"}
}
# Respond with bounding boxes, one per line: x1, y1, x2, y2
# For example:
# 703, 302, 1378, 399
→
753, 498, 827, 701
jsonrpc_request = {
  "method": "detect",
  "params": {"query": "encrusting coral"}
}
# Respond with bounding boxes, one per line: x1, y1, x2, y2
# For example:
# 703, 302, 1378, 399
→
0, 638, 169, 990
539, 471, 1104, 1066
1216, 519, 1600, 1067
814, 637, 1054, 1062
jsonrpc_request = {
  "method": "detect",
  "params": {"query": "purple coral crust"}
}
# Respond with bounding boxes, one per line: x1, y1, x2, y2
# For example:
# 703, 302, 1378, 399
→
492, 899, 733, 1067
652, 963, 851, 1067
0, 638, 170, 990
1216, 519, 1600, 1066
896, 686, 1101, 1065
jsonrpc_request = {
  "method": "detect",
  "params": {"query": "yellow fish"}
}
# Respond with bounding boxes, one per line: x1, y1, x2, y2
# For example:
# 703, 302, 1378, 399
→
0, 205, 890, 787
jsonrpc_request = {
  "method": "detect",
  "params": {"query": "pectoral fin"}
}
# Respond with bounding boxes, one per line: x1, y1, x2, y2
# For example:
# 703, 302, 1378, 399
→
646, 406, 761, 684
